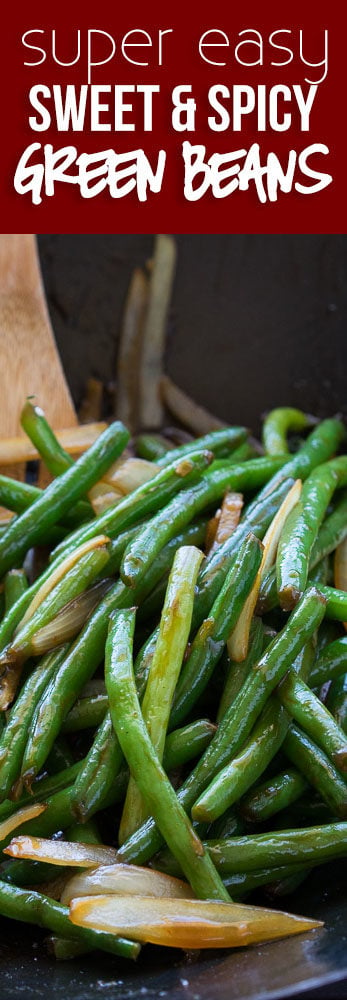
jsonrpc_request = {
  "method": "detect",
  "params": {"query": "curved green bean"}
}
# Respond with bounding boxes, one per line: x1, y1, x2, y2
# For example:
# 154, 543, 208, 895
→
262, 408, 316, 456
20, 400, 75, 477
276, 459, 347, 610
283, 724, 347, 818
105, 608, 230, 901
241, 768, 308, 824
156, 427, 248, 467
0, 421, 129, 578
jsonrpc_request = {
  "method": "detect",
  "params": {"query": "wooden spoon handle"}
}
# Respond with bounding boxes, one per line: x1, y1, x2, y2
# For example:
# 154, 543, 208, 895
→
0, 234, 77, 438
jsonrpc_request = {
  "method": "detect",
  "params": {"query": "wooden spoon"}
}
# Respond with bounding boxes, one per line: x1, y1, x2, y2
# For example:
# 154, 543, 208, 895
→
0, 234, 77, 440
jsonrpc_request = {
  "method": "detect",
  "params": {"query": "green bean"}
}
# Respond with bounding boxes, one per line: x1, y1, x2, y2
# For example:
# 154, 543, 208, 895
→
169, 534, 263, 730
69, 528, 211, 821
193, 698, 291, 824
310, 491, 347, 567
216, 617, 264, 723
245, 419, 345, 522
51, 449, 214, 562
241, 768, 308, 824
142, 546, 202, 760
327, 673, 347, 733
309, 636, 347, 688
135, 433, 173, 461
73, 710, 125, 823
0, 475, 91, 531
106, 608, 230, 901
134, 479, 292, 685
118, 588, 326, 866
120, 545, 204, 843
0, 422, 130, 578
278, 672, 347, 771
260, 574, 347, 623
48, 937, 92, 960
0, 880, 140, 959
71, 713, 216, 826
315, 584, 347, 621
63, 527, 206, 733
136, 520, 208, 624
154, 851, 308, 895
21, 400, 75, 477
207, 821, 347, 873
62, 693, 108, 733
256, 566, 278, 614
206, 441, 257, 464
283, 724, 347, 818
163, 720, 216, 770
0, 646, 70, 801
262, 408, 317, 456
121, 457, 285, 588
4, 570, 28, 613
0, 761, 82, 823
276, 459, 347, 611
19, 583, 128, 787
193, 635, 315, 822
156, 427, 248, 467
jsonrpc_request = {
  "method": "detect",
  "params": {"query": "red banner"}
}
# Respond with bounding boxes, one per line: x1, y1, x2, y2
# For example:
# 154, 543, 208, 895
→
0, 0, 344, 232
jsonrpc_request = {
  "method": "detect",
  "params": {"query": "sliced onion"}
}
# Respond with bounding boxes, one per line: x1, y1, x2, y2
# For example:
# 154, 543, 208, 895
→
29, 579, 111, 654
61, 863, 194, 906
103, 457, 159, 494
209, 492, 243, 553
69, 894, 322, 949
227, 565, 262, 663
0, 802, 46, 841
4, 835, 118, 867
334, 537, 347, 630
228, 480, 302, 662
19, 535, 110, 628
88, 482, 123, 515
260, 479, 302, 579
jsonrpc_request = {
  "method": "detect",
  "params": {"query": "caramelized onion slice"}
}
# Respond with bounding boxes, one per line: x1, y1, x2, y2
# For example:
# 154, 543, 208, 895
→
69, 894, 322, 949
4, 835, 117, 867
0, 803, 46, 842
61, 863, 194, 905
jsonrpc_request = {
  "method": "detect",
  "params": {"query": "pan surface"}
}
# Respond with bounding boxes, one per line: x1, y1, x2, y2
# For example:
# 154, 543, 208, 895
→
1, 235, 346, 999
0, 862, 346, 1000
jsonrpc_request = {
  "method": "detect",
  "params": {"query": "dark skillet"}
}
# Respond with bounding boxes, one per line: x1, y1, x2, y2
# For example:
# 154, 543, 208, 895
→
1, 235, 346, 1000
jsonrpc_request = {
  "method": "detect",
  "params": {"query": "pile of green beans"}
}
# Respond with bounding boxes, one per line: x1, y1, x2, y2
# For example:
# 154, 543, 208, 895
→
0, 405, 346, 960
